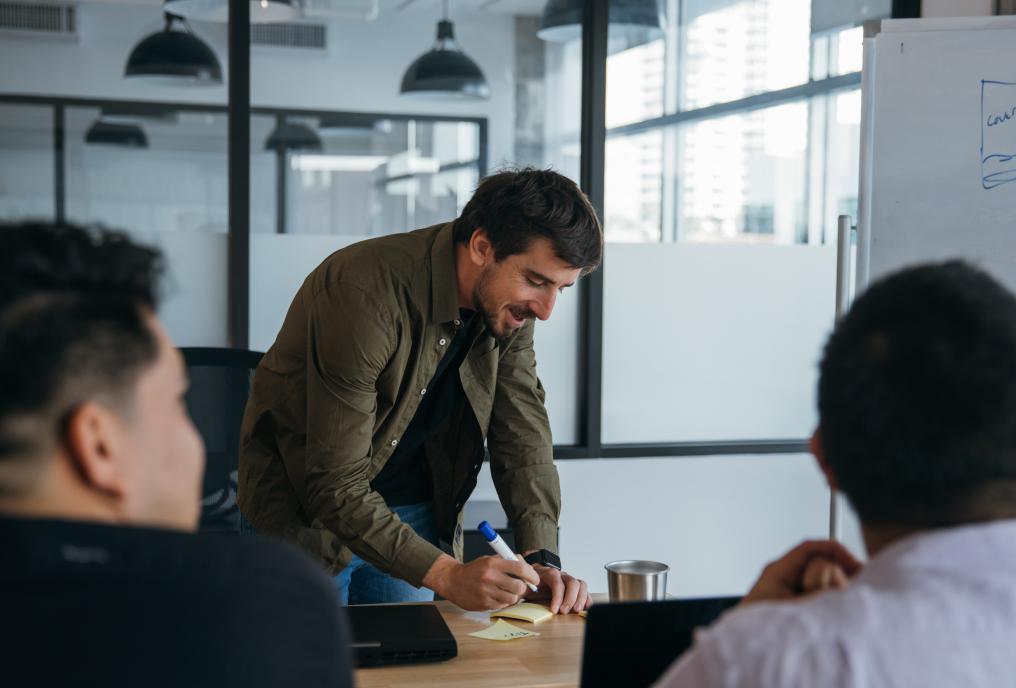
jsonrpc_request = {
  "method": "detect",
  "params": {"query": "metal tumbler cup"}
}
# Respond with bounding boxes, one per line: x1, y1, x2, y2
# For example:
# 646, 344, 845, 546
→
605, 560, 669, 602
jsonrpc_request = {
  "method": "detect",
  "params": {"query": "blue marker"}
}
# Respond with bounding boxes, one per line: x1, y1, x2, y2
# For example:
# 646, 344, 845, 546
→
478, 521, 539, 592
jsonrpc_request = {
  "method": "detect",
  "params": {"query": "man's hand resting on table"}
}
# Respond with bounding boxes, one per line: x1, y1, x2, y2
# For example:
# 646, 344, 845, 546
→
518, 550, 592, 616
421, 553, 592, 614
739, 539, 863, 606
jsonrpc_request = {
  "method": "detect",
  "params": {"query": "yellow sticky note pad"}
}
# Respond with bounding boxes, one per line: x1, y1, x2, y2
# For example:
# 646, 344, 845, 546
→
468, 619, 541, 641
490, 602, 554, 624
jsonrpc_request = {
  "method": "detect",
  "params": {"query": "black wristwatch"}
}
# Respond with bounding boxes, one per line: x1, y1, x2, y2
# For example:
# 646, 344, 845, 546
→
524, 549, 561, 570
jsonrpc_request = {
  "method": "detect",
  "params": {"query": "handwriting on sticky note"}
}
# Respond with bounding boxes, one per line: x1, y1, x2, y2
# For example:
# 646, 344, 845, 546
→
468, 619, 541, 641
489, 602, 554, 624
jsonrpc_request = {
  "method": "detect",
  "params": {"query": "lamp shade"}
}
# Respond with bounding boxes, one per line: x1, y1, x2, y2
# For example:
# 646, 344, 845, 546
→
124, 15, 223, 86
162, 0, 301, 24
400, 20, 489, 100
265, 121, 322, 151
537, 0, 664, 46
86, 121, 149, 148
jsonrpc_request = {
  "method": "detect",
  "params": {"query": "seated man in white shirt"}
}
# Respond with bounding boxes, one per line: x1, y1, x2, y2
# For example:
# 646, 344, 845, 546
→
657, 260, 1016, 688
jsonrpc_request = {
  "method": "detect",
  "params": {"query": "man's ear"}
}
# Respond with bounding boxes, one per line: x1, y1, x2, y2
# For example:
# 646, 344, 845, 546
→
469, 228, 494, 267
63, 402, 129, 499
810, 427, 840, 492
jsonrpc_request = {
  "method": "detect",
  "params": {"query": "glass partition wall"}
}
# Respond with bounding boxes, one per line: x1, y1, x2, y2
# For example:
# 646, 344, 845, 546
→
0, 0, 877, 458
599, 0, 868, 451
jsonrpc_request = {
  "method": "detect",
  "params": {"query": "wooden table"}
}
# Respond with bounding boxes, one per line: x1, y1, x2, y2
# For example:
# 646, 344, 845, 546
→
354, 599, 594, 688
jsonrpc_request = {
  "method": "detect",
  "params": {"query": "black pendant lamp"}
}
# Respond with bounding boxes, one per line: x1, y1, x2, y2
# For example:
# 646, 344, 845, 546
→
86, 121, 149, 148
162, 0, 301, 24
124, 13, 223, 86
265, 119, 323, 151
400, 0, 489, 101
537, 0, 664, 47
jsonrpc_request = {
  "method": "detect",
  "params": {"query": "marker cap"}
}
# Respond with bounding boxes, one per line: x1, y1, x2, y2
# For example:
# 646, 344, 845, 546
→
478, 521, 497, 542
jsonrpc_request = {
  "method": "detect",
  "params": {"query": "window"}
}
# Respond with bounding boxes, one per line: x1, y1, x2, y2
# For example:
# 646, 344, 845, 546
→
0, 0, 872, 456
601, 0, 864, 446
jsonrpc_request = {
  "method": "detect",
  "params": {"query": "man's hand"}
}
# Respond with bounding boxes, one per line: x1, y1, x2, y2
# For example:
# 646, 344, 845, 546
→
740, 539, 863, 606
519, 551, 591, 615
422, 553, 541, 612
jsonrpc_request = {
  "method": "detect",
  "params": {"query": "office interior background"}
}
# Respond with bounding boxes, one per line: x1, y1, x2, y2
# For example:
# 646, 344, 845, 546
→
1, 0, 965, 595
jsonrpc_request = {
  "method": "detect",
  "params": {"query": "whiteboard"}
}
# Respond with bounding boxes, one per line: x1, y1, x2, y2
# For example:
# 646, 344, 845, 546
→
859, 17, 1016, 293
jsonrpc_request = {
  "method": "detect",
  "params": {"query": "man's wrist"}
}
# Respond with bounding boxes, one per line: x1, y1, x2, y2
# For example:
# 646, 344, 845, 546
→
421, 553, 460, 596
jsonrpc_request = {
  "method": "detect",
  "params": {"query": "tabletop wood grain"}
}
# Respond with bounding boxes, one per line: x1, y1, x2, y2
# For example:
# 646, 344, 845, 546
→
353, 598, 596, 688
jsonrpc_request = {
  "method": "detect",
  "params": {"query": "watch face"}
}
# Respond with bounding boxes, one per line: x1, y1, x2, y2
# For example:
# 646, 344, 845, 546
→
525, 550, 561, 570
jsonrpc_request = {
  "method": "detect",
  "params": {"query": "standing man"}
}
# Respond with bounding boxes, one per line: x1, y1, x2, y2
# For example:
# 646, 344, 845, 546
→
238, 168, 600, 613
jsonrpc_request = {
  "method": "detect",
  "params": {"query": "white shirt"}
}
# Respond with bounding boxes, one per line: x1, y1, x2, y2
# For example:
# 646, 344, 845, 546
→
655, 519, 1016, 688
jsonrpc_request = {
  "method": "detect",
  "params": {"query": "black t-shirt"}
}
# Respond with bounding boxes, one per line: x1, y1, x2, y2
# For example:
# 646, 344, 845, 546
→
0, 516, 354, 688
370, 309, 477, 506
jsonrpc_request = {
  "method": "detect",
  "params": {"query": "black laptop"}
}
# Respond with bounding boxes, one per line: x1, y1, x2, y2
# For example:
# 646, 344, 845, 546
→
345, 604, 458, 668
579, 596, 741, 688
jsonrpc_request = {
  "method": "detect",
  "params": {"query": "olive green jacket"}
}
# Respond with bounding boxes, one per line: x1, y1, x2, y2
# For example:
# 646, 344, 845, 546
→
237, 221, 561, 588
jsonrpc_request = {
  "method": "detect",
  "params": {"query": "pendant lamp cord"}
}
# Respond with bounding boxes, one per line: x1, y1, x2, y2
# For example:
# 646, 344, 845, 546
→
163, 11, 197, 36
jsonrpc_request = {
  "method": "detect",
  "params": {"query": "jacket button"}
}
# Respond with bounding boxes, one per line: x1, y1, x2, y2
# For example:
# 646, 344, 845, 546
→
439, 338, 447, 346
391, 439, 398, 447
420, 388, 427, 395
454, 319, 461, 326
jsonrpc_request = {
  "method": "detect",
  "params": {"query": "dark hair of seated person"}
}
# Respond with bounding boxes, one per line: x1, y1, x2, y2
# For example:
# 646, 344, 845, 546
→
819, 260, 1016, 528
0, 222, 353, 688
0, 222, 163, 474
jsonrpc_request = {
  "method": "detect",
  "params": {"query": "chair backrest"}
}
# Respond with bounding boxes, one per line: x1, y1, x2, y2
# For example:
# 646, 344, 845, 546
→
180, 347, 264, 533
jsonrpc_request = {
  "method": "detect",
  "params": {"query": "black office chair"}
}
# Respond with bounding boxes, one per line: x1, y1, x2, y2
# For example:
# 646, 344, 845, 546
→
180, 347, 264, 533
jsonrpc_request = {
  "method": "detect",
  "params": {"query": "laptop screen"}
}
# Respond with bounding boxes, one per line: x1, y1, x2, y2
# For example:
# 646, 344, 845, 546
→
579, 597, 740, 688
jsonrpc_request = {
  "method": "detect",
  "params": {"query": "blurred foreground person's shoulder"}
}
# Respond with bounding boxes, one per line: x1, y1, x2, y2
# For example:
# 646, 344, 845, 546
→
0, 516, 352, 688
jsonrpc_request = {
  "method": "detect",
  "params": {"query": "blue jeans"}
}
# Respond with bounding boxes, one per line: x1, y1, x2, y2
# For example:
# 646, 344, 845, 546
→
239, 502, 439, 606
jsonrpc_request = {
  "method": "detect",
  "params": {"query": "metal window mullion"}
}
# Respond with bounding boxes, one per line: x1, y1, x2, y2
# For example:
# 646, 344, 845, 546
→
608, 72, 863, 139
576, 0, 608, 458
53, 103, 64, 224
228, 0, 251, 349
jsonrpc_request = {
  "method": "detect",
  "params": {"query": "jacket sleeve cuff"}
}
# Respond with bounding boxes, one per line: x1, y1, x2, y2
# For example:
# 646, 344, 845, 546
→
388, 535, 446, 589
511, 518, 559, 555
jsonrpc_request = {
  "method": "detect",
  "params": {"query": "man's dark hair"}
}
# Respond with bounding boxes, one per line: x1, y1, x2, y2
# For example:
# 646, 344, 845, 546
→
453, 167, 602, 274
0, 222, 164, 492
818, 261, 1016, 527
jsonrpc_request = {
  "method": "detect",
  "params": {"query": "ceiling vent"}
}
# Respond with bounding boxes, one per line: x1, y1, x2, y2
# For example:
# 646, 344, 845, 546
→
251, 22, 326, 50
0, 1, 75, 37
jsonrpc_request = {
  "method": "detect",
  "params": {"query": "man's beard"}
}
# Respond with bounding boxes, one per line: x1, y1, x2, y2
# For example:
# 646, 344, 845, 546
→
471, 264, 537, 342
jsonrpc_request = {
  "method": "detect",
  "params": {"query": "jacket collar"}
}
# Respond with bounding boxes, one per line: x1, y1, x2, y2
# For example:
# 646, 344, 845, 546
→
431, 221, 461, 326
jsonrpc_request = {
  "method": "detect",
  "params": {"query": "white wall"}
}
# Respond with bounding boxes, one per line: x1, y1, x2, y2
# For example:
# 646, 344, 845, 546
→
471, 453, 847, 597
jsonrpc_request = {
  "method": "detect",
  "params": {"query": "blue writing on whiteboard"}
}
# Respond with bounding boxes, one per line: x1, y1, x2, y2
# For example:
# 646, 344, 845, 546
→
981, 80, 1016, 190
